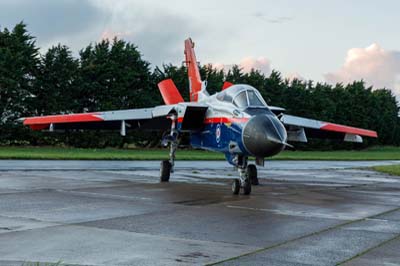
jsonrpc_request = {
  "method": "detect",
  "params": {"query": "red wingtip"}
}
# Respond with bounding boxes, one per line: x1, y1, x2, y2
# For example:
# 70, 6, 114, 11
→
23, 113, 103, 126
158, 79, 184, 105
321, 123, 378, 138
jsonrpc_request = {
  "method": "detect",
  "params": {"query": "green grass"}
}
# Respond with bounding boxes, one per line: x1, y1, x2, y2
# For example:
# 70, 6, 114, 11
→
372, 164, 400, 176
0, 146, 399, 161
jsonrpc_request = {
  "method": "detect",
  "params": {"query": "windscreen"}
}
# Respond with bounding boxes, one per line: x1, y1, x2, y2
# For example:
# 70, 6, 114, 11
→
247, 90, 264, 106
233, 91, 248, 108
233, 89, 266, 108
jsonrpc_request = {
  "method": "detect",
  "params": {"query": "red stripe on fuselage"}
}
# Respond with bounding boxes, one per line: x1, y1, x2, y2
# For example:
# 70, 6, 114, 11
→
177, 116, 249, 124
204, 117, 249, 124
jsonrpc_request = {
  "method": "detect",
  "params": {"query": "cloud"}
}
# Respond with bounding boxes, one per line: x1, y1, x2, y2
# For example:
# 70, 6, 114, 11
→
0, 0, 106, 43
214, 57, 272, 75
0, 0, 200, 66
100, 29, 131, 41
286, 72, 305, 82
89, 1, 202, 67
127, 13, 201, 66
325, 43, 400, 99
240, 57, 271, 74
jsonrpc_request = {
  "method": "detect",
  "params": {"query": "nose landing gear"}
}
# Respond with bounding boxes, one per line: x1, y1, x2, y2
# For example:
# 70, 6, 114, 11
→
232, 167, 252, 195
231, 156, 259, 195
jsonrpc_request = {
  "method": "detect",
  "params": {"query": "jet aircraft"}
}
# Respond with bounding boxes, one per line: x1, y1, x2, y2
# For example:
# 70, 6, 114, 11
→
22, 38, 378, 195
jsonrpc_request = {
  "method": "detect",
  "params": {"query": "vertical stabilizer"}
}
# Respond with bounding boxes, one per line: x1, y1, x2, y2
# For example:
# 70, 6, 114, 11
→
184, 38, 203, 102
158, 79, 184, 105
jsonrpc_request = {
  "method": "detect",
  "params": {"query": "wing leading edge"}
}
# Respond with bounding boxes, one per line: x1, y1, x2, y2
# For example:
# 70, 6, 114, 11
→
280, 114, 378, 143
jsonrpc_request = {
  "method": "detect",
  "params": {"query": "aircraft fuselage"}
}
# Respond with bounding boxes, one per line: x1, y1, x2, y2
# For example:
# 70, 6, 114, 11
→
177, 84, 288, 165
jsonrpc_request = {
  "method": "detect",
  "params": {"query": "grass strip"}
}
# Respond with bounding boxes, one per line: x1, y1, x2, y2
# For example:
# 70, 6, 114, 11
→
0, 146, 399, 161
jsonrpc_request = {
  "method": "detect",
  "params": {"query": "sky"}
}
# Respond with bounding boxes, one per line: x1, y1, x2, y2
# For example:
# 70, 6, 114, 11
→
1, 0, 400, 99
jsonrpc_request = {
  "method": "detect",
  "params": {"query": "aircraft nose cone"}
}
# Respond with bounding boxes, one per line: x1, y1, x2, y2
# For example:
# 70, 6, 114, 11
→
242, 115, 287, 157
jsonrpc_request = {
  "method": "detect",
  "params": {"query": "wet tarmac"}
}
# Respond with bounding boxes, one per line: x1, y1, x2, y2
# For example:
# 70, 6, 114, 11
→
0, 160, 400, 265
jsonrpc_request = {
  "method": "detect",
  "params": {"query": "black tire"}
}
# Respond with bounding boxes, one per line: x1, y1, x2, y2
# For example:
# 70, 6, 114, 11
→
242, 179, 252, 195
247, 164, 259, 185
160, 160, 171, 182
232, 179, 240, 195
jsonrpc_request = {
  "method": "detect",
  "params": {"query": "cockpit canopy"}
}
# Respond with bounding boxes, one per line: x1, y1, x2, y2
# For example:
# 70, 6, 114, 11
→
216, 84, 267, 108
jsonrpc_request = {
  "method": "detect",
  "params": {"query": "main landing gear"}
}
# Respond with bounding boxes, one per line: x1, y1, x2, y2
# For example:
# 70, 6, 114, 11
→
160, 160, 172, 182
231, 156, 259, 195
160, 114, 178, 182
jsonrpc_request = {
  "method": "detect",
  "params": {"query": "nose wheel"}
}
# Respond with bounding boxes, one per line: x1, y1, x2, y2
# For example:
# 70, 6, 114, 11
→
231, 156, 259, 195
242, 178, 252, 195
231, 177, 252, 195
232, 166, 253, 195
247, 164, 259, 185
232, 179, 240, 195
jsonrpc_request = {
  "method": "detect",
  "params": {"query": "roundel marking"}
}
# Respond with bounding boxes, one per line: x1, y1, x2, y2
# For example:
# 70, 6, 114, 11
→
216, 124, 221, 143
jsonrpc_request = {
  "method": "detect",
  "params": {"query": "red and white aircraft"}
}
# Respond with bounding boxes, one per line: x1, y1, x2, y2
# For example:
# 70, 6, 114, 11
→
22, 38, 378, 195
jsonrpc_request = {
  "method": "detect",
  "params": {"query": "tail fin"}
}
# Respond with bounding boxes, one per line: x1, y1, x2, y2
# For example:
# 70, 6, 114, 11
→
222, 81, 234, 90
184, 38, 202, 102
158, 79, 184, 105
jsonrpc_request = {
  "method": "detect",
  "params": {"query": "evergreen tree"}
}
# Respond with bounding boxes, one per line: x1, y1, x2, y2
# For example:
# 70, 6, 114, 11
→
225, 65, 245, 84
78, 38, 157, 111
0, 22, 39, 123
32, 44, 79, 114
200, 64, 224, 95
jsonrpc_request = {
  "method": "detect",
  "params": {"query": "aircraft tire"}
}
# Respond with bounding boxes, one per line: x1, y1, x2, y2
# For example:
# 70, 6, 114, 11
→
242, 179, 252, 195
232, 179, 240, 195
160, 160, 171, 182
247, 164, 259, 185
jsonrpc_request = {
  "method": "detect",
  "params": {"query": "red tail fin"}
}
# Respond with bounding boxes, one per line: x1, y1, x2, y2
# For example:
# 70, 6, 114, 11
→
158, 79, 184, 105
184, 38, 202, 102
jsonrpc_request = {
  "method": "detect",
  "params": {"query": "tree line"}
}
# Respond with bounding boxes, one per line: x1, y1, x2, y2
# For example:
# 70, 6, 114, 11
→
1, 23, 399, 149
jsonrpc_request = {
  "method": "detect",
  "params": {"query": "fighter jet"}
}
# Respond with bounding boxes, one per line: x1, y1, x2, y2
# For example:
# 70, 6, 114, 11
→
22, 38, 378, 195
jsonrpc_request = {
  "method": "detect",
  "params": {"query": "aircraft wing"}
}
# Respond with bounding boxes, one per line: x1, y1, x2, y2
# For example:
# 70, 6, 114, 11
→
22, 105, 176, 134
22, 103, 208, 135
280, 114, 378, 143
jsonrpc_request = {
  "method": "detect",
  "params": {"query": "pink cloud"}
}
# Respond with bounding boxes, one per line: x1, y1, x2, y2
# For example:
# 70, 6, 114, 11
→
240, 57, 271, 74
325, 43, 400, 99
100, 29, 131, 41
213, 56, 271, 75
286, 72, 305, 82
213, 63, 227, 72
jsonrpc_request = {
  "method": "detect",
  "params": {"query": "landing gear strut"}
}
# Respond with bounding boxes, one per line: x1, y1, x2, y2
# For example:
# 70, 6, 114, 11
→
160, 114, 179, 182
231, 156, 258, 195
